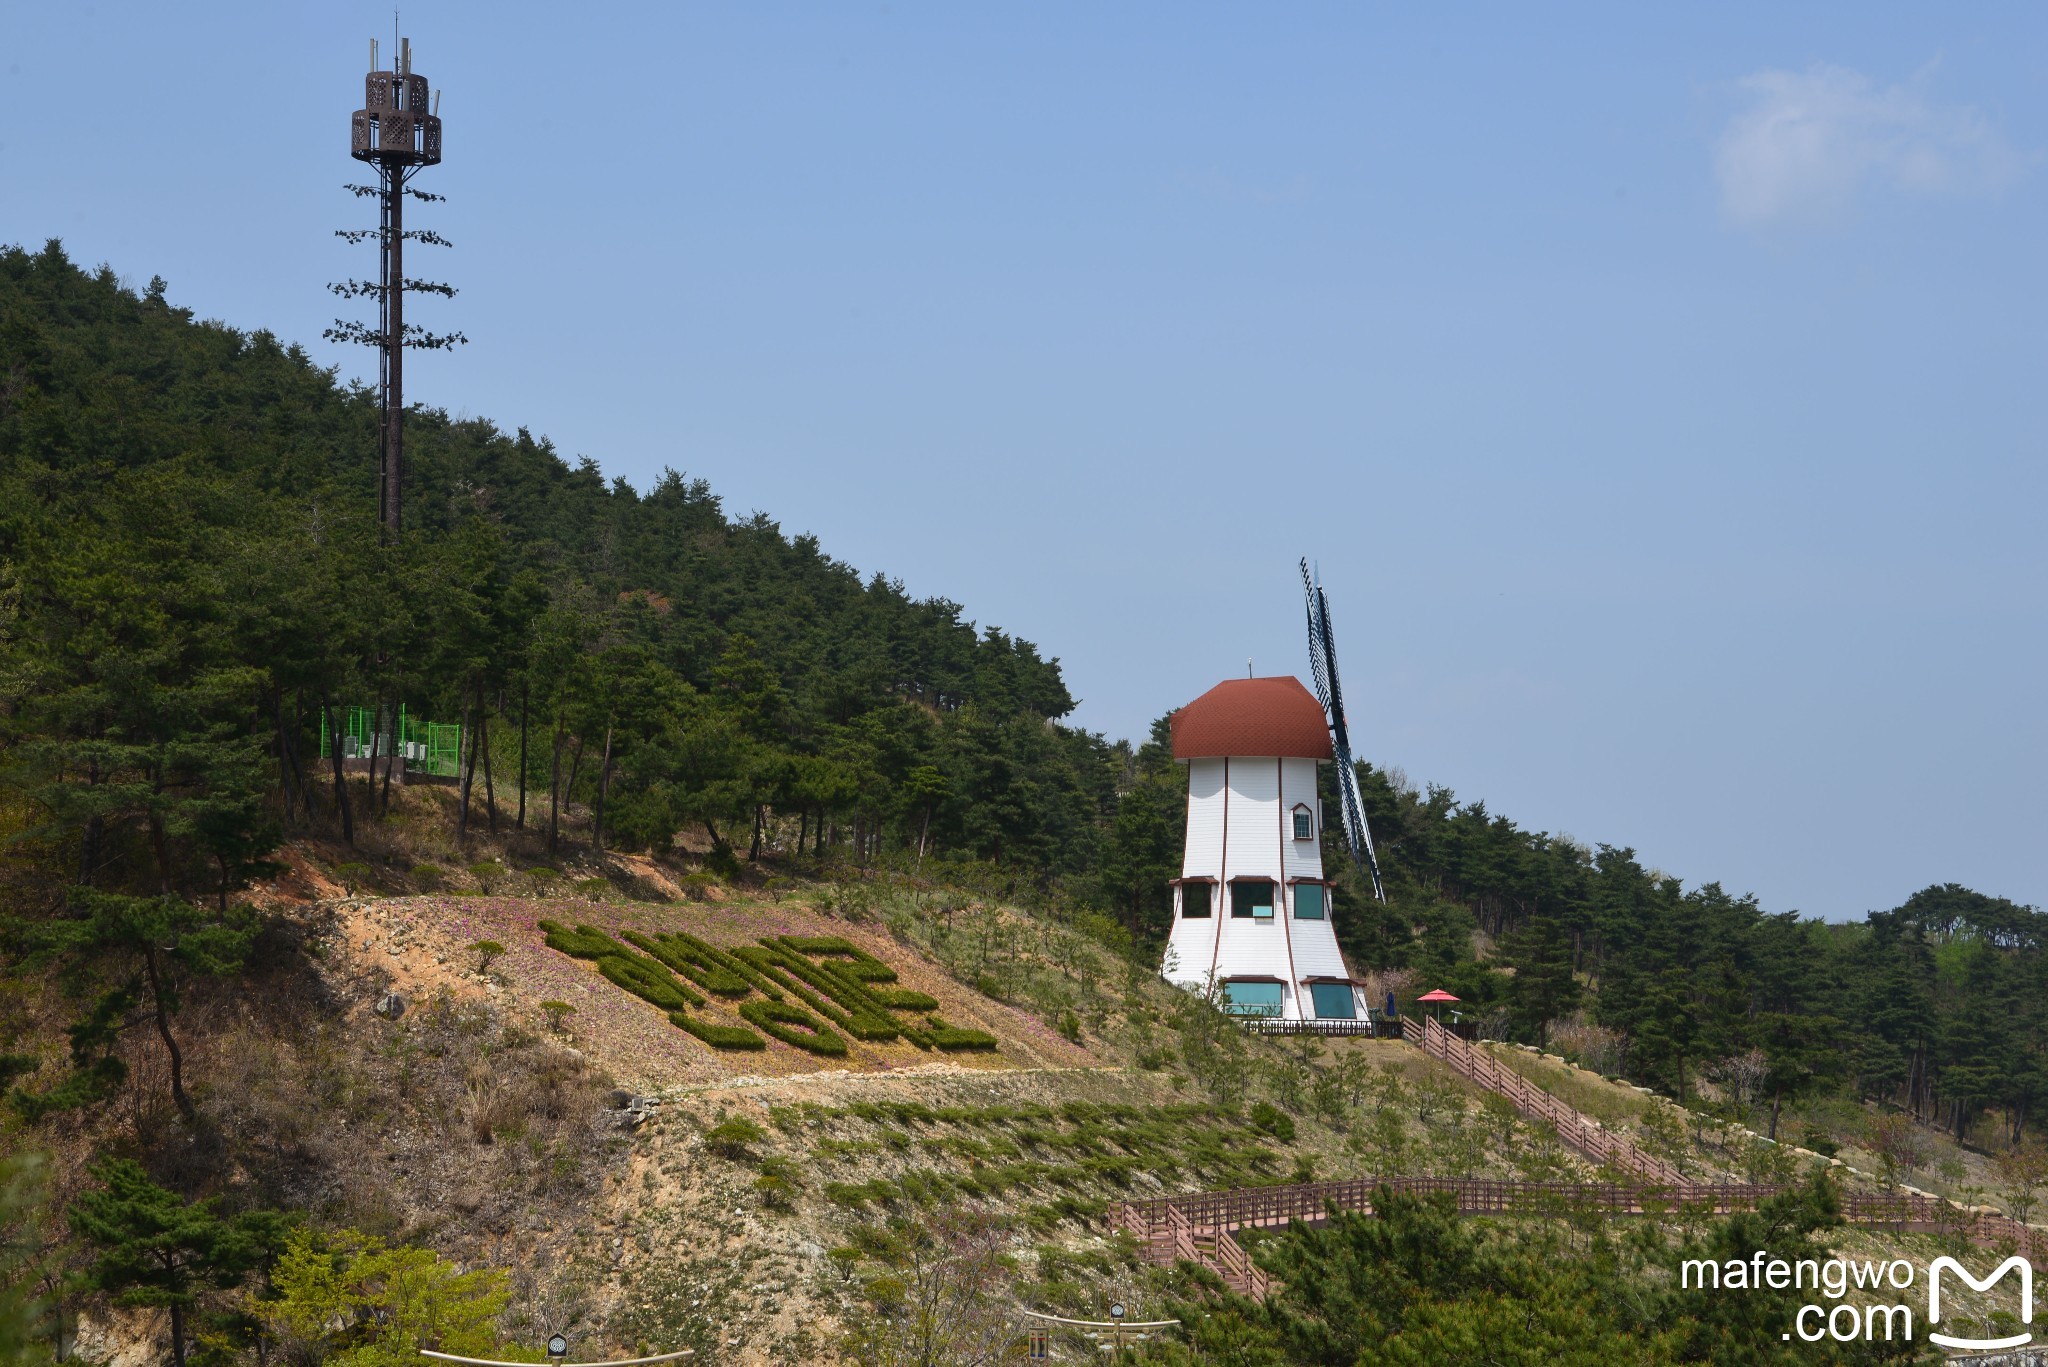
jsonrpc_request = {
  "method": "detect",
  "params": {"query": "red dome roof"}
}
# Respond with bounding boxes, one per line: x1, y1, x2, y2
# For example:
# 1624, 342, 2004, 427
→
1171, 677, 1332, 761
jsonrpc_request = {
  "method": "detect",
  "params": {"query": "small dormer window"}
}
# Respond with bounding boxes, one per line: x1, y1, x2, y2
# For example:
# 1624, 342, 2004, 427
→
1291, 804, 1314, 841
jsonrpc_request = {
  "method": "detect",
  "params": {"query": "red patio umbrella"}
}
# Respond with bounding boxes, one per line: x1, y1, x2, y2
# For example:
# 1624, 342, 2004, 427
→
1414, 988, 1460, 1026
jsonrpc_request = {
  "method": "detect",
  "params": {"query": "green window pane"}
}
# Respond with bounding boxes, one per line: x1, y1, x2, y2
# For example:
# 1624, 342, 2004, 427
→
1223, 982, 1283, 1016
1181, 883, 1211, 918
1293, 809, 1313, 840
1310, 983, 1356, 1019
1293, 883, 1325, 919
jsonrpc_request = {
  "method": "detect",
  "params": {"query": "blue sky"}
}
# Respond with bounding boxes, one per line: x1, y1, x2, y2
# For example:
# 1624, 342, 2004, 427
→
5, 4, 2044, 920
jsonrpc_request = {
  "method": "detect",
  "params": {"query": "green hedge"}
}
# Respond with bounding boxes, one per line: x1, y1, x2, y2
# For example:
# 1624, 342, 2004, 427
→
758, 943, 913, 1043
735, 946, 902, 1043
739, 999, 849, 1056
668, 1011, 766, 1050
626, 930, 753, 998
542, 921, 1000, 1057
540, 920, 705, 1010
927, 1017, 999, 1051
777, 936, 899, 982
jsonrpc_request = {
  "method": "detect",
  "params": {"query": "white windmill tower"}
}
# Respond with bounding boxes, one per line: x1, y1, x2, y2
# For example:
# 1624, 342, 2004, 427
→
1158, 562, 1386, 1025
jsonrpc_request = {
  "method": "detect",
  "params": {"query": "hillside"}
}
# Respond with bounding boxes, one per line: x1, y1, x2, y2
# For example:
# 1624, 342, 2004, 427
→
6, 243, 2048, 1365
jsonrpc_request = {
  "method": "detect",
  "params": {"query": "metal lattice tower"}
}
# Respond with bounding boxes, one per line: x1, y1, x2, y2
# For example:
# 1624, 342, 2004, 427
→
331, 33, 459, 539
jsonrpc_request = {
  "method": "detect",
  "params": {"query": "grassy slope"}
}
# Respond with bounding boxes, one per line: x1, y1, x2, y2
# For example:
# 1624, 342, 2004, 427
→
30, 786, 2017, 1365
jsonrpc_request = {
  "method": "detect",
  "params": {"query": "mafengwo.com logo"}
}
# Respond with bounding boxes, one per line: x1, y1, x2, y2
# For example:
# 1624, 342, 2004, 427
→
1680, 1250, 2033, 1348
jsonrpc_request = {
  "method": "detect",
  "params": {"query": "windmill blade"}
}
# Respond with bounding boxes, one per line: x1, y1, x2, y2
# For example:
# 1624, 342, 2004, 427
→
1300, 559, 1333, 714
1300, 561, 1386, 902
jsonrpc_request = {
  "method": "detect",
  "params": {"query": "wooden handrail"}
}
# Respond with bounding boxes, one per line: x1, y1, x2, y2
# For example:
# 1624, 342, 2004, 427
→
1117, 1172, 2047, 1301
1413, 1017, 1685, 1185
1112, 1014, 2046, 1299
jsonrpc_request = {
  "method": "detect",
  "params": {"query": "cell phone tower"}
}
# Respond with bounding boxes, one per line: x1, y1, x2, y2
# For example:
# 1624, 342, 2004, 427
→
328, 29, 464, 539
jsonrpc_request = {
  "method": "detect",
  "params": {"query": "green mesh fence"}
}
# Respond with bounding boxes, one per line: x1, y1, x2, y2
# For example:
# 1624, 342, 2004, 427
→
318, 705, 462, 779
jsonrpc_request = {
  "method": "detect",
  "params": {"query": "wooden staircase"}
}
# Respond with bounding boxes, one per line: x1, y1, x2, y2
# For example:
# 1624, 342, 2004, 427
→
1411, 1015, 1685, 1185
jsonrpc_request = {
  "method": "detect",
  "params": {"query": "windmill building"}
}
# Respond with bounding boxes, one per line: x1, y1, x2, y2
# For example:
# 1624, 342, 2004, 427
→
1160, 676, 1365, 1022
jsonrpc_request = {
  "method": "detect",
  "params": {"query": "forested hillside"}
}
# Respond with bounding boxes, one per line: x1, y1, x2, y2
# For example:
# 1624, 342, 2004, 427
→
3, 235, 2044, 1172
0, 240, 1119, 893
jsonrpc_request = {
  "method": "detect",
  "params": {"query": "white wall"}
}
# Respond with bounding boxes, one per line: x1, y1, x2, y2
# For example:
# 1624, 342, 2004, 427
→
1161, 753, 1354, 1020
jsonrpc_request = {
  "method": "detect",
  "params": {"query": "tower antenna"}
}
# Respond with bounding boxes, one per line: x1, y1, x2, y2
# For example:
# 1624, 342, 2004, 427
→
328, 28, 462, 540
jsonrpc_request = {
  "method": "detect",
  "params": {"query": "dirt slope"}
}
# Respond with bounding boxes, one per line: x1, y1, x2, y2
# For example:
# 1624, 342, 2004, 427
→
331, 892, 1097, 1089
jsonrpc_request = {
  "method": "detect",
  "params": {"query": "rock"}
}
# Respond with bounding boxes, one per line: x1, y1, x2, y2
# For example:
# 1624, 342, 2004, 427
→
373, 992, 406, 1020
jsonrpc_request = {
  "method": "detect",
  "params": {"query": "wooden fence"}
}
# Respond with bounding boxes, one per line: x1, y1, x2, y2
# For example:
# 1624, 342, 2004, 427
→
1116, 1176, 2045, 1299
1241, 1018, 1381, 1038
1119, 1015, 2045, 1296
1414, 1015, 1687, 1186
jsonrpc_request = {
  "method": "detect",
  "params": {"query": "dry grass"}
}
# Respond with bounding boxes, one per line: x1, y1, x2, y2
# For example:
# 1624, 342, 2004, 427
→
1482, 1041, 1658, 1130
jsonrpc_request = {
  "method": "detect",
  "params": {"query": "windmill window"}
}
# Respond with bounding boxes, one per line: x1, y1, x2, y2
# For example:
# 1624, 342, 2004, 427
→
1309, 982, 1357, 1019
1180, 883, 1211, 919
1292, 805, 1314, 840
1222, 982, 1283, 1017
1293, 883, 1325, 920
1231, 880, 1275, 919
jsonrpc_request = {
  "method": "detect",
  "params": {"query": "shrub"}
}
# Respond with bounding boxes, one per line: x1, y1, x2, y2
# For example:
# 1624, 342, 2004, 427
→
574, 877, 610, 901
704, 1116, 768, 1158
754, 1155, 804, 1211
824, 1180, 896, 1209
333, 861, 373, 895
704, 844, 742, 880
260, 1228, 525, 1365
538, 1001, 576, 1036
523, 867, 563, 897
468, 861, 504, 892
1249, 1102, 1295, 1142
739, 1000, 849, 1056
468, 939, 506, 975
411, 863, 446, 891
1056, 1011, 1082, 1043
1024, 1195, 1107, 1230
927, 1018, 999, 1052
668, 1011, 765, 1051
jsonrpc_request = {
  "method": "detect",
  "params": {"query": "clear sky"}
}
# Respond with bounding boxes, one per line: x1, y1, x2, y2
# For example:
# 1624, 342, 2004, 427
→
5, 3, 2044, 921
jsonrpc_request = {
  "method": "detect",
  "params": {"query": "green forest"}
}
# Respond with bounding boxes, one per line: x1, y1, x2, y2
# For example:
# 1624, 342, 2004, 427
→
2, 237, 2043, 1171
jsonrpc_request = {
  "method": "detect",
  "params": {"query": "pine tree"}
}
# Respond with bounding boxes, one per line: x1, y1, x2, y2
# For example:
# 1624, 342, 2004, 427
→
68, 1160, 283, 1367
